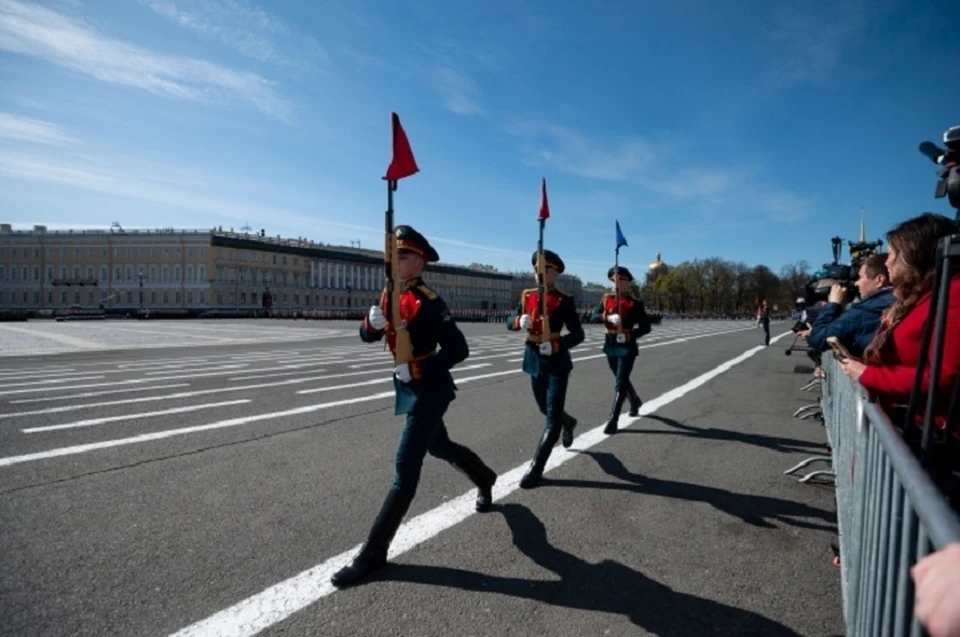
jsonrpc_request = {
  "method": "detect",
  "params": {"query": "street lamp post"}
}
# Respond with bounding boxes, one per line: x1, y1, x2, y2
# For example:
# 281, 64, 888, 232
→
138, 268, 144, 312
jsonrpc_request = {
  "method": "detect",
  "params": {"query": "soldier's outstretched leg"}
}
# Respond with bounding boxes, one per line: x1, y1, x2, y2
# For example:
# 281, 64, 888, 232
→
332, 402, 437, 588
520, 427, 561, 489
330, 488, 413, 588
604, 389, 627, 435
625, 380, 643, 417
561, 412, 577, 448
521, 372, 568, 488
429, 423, 498, 512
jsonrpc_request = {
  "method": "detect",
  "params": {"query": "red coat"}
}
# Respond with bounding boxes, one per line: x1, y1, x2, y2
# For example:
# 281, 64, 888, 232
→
859, 275, 960, 431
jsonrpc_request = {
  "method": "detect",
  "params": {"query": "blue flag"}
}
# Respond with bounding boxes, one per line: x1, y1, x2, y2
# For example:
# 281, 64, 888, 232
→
615, 220, 628, 250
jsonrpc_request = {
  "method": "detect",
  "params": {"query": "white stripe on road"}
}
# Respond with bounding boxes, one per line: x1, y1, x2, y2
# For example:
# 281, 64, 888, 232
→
0, 364, 484, 418
0, 393, 395, 467
9, 384, 192, 405
21, 400, 253, 433
166, 330, 792, 637
507, 326, 755, 362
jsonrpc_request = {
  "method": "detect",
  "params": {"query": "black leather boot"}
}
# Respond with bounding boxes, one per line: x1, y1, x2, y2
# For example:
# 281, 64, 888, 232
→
561, 413, 578, 448
331, 489, 413, 588
626, 383, 643, 417
520, 429, 557, 489
604, 390, 627, 435
451, 450, 498, 512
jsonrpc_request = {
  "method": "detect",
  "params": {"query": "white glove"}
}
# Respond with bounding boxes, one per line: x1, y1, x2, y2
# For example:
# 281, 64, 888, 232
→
519, 314, 532, 330
394, 363, 412, 383
368, 305, 387, 330
607, 313, 621, 326
538, 341, 553, 356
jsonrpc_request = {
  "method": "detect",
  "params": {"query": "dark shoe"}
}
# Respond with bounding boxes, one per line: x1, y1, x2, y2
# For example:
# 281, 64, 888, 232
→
519, 467, 542, 489
561, 413, 577, 448
330, 489, 412, 588
331, 546, 387, 588
604, 390, 627, 435
520, 429, 556, 489
627, 385, 642, 417
450, 451, 497, 513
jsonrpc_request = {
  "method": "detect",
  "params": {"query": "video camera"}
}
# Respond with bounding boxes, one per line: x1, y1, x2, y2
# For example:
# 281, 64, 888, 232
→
919, 125, 960, 211
803, 234, 882, 305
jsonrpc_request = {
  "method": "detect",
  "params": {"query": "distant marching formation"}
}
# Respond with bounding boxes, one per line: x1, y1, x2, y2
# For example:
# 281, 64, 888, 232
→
331, 113, 654, 588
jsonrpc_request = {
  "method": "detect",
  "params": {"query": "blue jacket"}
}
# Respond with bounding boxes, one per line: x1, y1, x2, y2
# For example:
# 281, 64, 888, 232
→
807, 288, 894, 357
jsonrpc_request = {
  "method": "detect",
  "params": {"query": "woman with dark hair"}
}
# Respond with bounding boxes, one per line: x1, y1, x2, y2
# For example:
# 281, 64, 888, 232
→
839, 213, 960, 444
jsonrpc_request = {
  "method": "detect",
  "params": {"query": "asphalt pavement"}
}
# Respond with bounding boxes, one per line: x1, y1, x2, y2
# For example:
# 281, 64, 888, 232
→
0, 318, 843, 636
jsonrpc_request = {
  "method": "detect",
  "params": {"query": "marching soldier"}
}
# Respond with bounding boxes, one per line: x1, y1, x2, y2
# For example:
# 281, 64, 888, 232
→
591, 266, 651, 434
507, 250, 585, 489
331, 225, 498, 588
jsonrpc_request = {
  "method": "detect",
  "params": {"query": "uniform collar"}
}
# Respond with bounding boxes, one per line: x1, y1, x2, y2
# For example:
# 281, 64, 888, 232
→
403, 277, 423, 289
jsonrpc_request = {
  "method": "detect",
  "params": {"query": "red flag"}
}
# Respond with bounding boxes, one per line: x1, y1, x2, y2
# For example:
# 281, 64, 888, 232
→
384, 112, 419, 181
538, 177, 550, 220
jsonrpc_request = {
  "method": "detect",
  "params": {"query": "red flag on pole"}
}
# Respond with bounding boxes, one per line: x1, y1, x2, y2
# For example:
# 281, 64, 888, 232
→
538, 177, 550, 220
384, 112, 419, 181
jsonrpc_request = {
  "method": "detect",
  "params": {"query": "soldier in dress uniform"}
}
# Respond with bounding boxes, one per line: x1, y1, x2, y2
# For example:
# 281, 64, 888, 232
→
507, 250, 585, 489
591, 266, 651, 434
331, 225, 498, 588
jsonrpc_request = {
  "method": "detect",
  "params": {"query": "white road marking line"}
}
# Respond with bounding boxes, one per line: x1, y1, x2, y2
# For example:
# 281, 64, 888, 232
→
295, 363, 492, 394
166, 330, 793, 637
9, 384, 192, 405
0, 375, 106, 390
505, 326, 754, 362
22, 400, 253, 433
0, 394, 395, 467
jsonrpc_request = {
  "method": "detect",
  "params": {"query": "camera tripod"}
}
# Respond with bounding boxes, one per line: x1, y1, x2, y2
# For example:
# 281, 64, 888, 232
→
905, 130, 960, 466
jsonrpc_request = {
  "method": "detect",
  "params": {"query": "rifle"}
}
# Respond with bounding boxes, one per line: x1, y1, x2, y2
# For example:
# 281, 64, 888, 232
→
383, 112, 419, 364
536, 178, 550, 344
385, 182, 414, 364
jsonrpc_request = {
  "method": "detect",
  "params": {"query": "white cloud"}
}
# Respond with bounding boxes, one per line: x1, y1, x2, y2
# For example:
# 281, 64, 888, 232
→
0, 112, 77, 145
434, 66, 485, 116
140, 0, 328, 68
505, 119, 812, 222
0, 0, 291, 120
0, 149, 373, 240
766, 0, 873, 86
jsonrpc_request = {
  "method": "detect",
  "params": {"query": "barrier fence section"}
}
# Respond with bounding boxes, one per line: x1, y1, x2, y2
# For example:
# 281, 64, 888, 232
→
821, 356, 960, 636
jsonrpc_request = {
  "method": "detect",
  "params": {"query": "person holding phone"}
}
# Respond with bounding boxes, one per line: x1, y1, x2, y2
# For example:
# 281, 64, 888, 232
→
591, 266, 652, 434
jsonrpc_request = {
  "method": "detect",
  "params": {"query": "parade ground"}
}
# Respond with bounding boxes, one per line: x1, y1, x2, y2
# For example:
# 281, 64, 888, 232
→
0, 319, 843, 636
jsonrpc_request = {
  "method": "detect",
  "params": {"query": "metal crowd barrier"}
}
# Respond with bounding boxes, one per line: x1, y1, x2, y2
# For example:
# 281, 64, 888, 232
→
819, 355, 960, 636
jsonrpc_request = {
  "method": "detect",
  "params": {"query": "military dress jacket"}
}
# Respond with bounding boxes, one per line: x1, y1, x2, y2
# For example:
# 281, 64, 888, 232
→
361, 277, 468, 415
507, 286, 585, 377
590, 293, 652, 357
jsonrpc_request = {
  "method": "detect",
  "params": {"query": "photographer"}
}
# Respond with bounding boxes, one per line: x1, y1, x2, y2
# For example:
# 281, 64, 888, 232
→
807, 253, 893, 358
839, 213, 960, 437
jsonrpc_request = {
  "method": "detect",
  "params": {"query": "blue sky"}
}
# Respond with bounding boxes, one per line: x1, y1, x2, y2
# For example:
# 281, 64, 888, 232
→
1, 0, 958, 285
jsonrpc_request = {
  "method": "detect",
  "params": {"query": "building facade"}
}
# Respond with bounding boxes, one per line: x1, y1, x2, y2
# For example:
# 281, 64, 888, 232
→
0, 225, 513, 312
